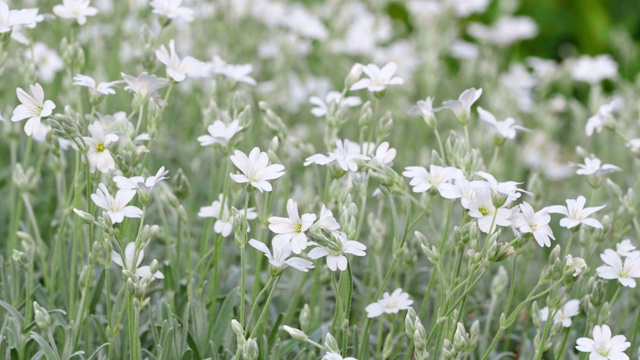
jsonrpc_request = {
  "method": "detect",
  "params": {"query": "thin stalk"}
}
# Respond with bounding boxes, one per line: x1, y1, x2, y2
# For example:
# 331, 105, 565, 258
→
246, 276, 275, 333
127, 295, 140, 360
249, 276, 280, 338
533, 308, 555, 360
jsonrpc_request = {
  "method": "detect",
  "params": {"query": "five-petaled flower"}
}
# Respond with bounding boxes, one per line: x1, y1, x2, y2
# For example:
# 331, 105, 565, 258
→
349, 62, 404, 95
11, 83, 56, 136
90, 183, 142, 224
546, 196, 605, 230
197, 119, 243, 147
248, 239, 314, 273
111, 242, 164, 280
230, 147, 285, 192
575, 324, 630, 360
53, 0, 98, 25
198, 194, 257, 237
269, 199, 317, 254
82, 121, 119, 174
540, 299, 579, 328
365, 288, 413, 318
441, 87, 482, 124
307, 232, 366, 272
596, 249, 640, 288
155, 39, 209, 82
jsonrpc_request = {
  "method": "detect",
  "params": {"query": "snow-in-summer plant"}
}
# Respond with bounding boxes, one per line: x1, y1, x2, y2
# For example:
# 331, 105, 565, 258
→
3, 2, 640, 360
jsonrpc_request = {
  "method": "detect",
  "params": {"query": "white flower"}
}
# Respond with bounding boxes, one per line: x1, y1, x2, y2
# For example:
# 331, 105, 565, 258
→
571, 55, 618, 84
313, 205, 341, 233
408, 96, 441, 124
308, 232, 366, 272
73, 74, 122, 97
477, 107, 530, 140
349, 62, 404, 93
198, 194, 257, 237
213, 63, 256, 85
113, 166, 169, 192
467, 188, 512, 233
540, 299, 579, 328
155, 39, 209, 82
546, 196, 605, 229
365, 288, 413, 318
596, 249, 640, 288
369, 142, 396, 166
150, 0, 193, 22
441, 87, 482, 123
121, 72, 170, 103
269, 199, 317, 254
0, 2, 34, 33
31, 43, 64, 83
322, 352, 356, 360
449, 40, 479, 60
512, 202, 554, 247
309, 91, 362, 118
565, 255, 587, 277
626, 139, 640, 154
197, 119, 243, 147
230, 147, 285, 192
448, 0, 489, 17
11, 83, 56, 136
53, 0, 98, 25
467, 16, 538, 46
616, 239, 640, 259
471, 171, 531, 205
571, 156, 621, 176
586, 98, 621, 137
91, 184, 142, 224
82, 121, 118, 173
402, 165, 463, 199
576, 325, 630, 360
111, 242, 164, 280
248, 239, 314, 273
304, 139, 370, 172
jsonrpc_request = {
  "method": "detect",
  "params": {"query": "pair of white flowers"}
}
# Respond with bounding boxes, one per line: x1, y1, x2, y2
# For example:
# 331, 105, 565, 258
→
89, 167, 168, 224
596, 239, 640, 288
267, 200, 366, 272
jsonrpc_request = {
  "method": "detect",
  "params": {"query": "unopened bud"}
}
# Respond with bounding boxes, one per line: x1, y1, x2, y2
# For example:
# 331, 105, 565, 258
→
282, 325, 308, 341
73, 208, 95, 224
172, 168, 190, 200
242, 338, 258, 360
324, 333, 340, 353
33, 302, 51, 331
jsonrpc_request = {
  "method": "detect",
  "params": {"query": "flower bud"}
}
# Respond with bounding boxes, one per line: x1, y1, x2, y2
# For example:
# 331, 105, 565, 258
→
490, 265, 508, 299
382, 332, 395, 358
282, 325, 308, 341
453, 323, 467, 352
324, 333, 340, 354
11, 249, 29, 271
405, 308, 417, 339
300, 304, 311, 332
344, 63, 363, 87
73, 208, 95, 224
33, 302, 51, 331
231, 319, 245, 337
172, 168, 190, 201
242, 338, 259, 360
414, 322, 427, 351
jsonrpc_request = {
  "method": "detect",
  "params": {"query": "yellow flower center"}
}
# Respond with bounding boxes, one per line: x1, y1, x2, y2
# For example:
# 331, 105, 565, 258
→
479, 206, 489, 216
294, 223, 302, 233
96, 142, 105, 152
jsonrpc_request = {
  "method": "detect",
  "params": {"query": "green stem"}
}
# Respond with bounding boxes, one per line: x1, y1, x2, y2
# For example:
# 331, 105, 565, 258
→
534, 308, 555, 360
239, 245, 246, 326
557, 327, 571, 358
249, 276, 280, 338
127, 294, 140, 360
246, 276, 275, 333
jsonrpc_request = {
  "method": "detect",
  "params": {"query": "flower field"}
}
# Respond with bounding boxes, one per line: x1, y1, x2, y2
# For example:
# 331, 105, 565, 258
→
1, 1, 640, 359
